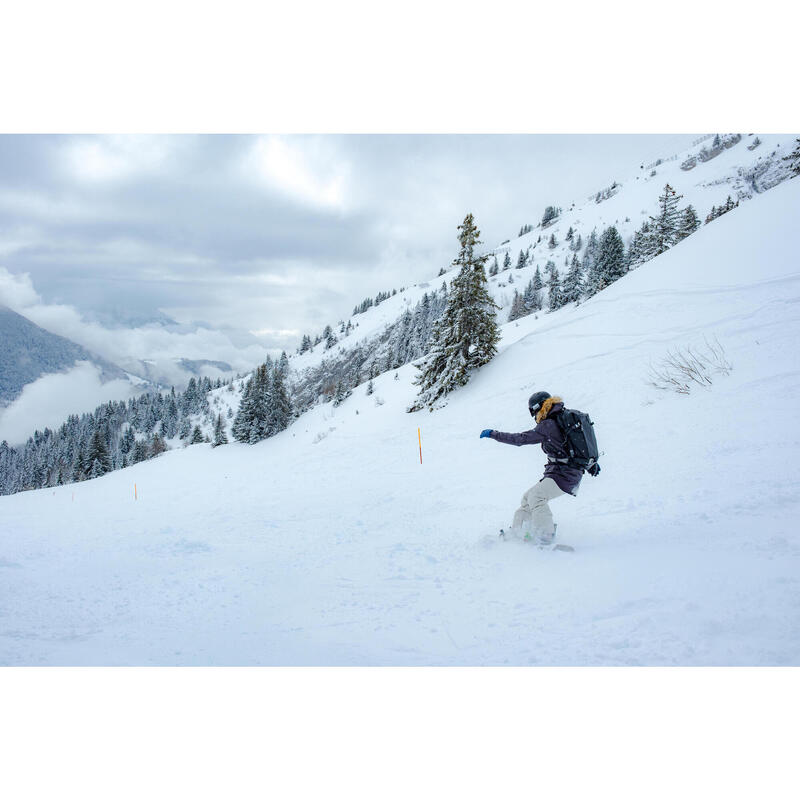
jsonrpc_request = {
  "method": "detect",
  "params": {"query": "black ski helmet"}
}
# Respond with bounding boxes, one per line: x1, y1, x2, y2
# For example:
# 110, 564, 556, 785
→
528, 391, 551, 417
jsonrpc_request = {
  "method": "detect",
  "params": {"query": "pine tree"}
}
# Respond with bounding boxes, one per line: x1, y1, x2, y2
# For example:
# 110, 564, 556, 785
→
190, 425, 205, 444
133, 439, 149, 463
85, 429, 111, 476
324, 325, 337, 350
541, 206, 560, 226
268, 365, 293, 431
213, 413, 228, 447
150, 433, 167, 456
523, 277, 543, 312
532, 265, 543, 291
409, 214, 500, 411
627, 221, 651, 268
675, 205, 700, 242
547, 268, 563, 311
592, 225, 626, 291
516, 250, 526, 269
561, 255, 584, 304
507, 291, 527, 322
489, 257, 499, 276
582, 229, 600, 273
548, 233, 557, 249
784, 138, 800, 176
232, 373, 257, 442
333, 380, 351, 407
649, 183, 684, 255
277, 351, 290, 379
502, 251, 511, 271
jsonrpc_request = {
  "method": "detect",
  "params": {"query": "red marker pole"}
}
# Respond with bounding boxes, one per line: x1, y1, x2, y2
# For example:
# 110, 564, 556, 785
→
418, 428, 422, 465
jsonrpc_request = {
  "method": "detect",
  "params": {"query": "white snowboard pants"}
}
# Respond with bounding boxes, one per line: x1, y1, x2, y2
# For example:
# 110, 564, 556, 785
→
511, 478, 566, 544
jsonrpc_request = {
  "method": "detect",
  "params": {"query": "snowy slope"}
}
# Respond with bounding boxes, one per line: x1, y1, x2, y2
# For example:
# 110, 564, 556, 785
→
2, 173, 799, 666
288, 133, 796, 374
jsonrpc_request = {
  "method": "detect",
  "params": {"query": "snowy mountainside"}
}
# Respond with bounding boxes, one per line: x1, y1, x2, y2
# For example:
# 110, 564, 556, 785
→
2, 174, 799, 665
285, 132, 797, 380
0, 304, 150, 409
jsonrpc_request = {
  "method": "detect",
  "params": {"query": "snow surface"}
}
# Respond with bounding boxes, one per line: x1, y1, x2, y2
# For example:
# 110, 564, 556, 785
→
2, 164, 800, 665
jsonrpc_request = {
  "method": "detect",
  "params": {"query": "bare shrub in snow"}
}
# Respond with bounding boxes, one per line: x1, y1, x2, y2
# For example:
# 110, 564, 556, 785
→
648, 337, 732, 394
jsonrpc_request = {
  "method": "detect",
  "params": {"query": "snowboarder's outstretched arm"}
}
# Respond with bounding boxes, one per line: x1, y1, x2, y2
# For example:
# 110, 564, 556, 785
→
481, 428, 545, 446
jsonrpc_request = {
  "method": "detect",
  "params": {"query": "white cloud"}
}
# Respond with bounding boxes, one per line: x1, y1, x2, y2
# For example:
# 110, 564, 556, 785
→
0, 361, 139, 446
0, 266, 39, 307
61, 135, 174, 183
0, 267, 272, 386
249, 327, 300, 340
246, 136, 350, 210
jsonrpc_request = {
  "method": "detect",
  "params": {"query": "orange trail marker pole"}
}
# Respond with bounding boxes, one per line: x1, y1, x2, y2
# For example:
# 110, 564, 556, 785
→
134, 483, 137, 501
418, 428, 422, 464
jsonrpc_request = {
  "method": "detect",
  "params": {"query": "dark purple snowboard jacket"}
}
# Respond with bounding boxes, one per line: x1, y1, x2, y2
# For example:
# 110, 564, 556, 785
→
490, 402, 584, 495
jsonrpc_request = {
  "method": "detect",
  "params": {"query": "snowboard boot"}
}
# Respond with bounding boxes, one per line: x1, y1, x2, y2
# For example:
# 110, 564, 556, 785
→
536, 523, 557, 548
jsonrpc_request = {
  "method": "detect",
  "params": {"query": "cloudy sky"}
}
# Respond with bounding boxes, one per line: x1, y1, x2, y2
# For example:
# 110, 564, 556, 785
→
0, 134, 698, 364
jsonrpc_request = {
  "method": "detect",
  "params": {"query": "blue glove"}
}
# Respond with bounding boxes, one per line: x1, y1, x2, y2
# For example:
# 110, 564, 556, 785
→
480, 429, 493, 439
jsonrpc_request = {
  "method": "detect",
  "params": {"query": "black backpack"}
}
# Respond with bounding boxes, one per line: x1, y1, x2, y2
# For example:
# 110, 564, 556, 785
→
555, 408, 599, 471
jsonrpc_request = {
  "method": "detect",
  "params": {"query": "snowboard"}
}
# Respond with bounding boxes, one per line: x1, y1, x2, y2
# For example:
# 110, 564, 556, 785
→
498, 529, 574, 553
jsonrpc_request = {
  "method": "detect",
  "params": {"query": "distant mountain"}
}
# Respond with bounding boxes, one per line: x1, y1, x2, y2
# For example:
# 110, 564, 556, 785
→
0, 304, 136, 407
81, 307, 180, 330
112, 357, 236, 387
178, 358, 234, 376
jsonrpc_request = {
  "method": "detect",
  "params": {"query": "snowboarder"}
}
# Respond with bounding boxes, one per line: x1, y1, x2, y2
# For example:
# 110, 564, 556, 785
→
479, 392, 600, 545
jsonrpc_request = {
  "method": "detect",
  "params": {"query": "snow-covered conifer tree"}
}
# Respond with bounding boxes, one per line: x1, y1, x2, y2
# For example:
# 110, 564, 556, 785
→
409, 213, 500, 411
627, 221, 651, 268
324, 325, 337, 350
523, 277, 543, 312
507, 291, 527, 321
541, 206, 560, 226
547, 267, 563, 311
582, 229, 599, 273
561, 255, 584, 304
213, 413, 228, 447
649, 183, 684, 255
85, 429, 111, 477
591, 225, 626, 292
268, 365, 293, 431
133, 439, 149, 463
151, 433, 167, 456
675, 205, 700, 242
